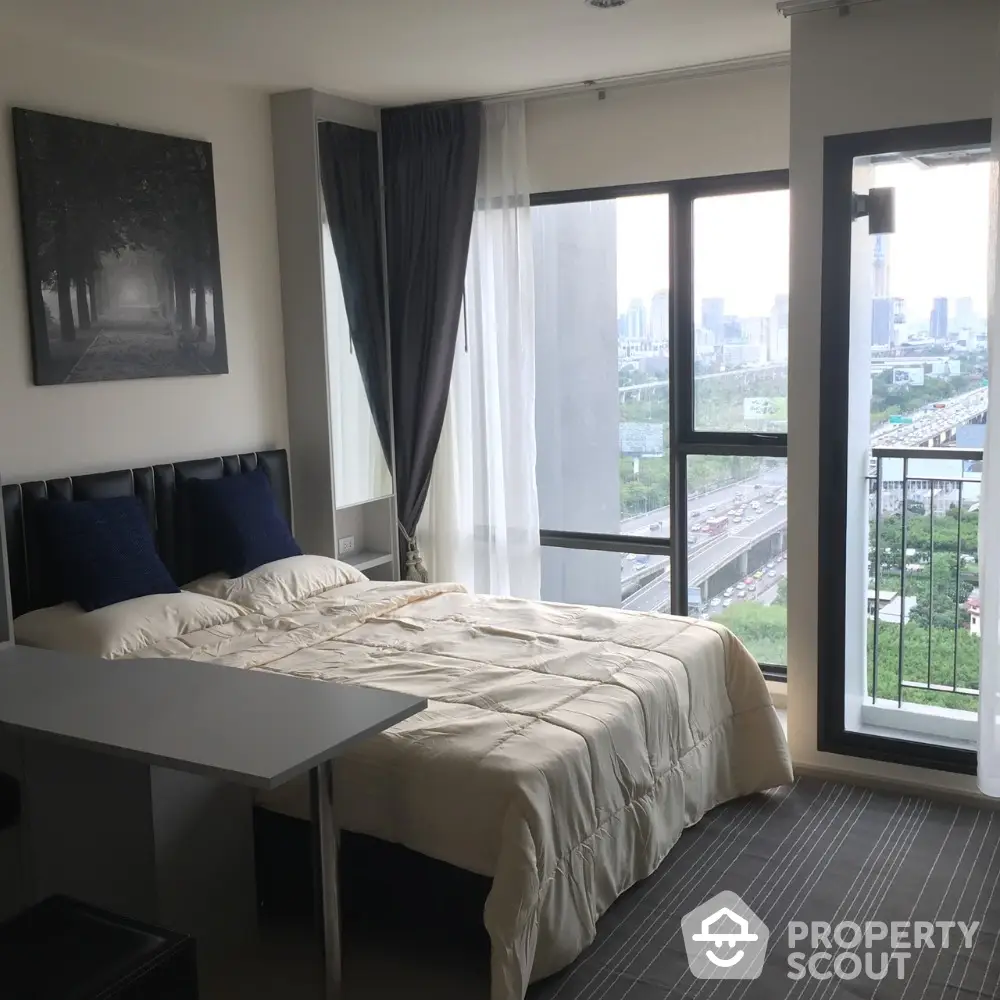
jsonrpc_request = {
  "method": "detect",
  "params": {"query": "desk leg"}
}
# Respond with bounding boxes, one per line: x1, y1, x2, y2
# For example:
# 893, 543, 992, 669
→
310, 761, 341, 1000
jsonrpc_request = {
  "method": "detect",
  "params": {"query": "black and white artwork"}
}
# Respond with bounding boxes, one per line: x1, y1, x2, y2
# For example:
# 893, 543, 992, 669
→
12, 108, 228, 385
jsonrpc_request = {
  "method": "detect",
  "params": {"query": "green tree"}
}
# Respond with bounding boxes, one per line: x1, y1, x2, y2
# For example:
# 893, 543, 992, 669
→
868, 621, 979, 713
907, 553, 975, 630
715, 602, 787, 666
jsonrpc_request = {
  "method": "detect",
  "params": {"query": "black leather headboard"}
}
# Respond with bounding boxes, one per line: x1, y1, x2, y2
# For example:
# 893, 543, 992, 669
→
1, 450, 291, 618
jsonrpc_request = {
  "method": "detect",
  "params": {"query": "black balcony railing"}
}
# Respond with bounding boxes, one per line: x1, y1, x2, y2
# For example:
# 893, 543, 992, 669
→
868, 447, 982, 713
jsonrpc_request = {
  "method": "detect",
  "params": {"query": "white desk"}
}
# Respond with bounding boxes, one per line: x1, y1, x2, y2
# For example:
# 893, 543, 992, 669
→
0, 644, 427, 999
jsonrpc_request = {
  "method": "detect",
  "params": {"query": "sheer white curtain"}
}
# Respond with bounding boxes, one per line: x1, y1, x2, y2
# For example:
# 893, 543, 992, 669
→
980, 43, 1000, 796
417, 101, 541, 598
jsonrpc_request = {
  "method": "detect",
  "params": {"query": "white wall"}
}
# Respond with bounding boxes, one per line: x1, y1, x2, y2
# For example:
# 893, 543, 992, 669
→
0, 33, 287, 482
526, 61, 790, 194
787, 0, 997, 792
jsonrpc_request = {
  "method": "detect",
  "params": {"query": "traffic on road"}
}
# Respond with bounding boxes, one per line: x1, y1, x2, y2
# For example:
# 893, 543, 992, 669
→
620, 472, 789, 614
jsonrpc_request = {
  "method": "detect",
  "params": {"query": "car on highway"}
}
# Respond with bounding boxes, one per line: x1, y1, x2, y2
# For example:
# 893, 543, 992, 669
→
748, 583, 757, 593
754, 570, 764, 580
752, 501, 761, 511
710, 598, 722, 607
733, 516, 742, 524
767, 561, 775, 570
724, 587, 735, 597
768, 570, 777, 578
709, 505, 718, 512
722, 599, 732, 608
735, 492, 744, 500
744, 577, 754, 585
778, 500, 787, 507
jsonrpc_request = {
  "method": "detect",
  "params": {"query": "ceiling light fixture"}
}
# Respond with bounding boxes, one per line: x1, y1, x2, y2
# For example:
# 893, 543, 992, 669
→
776, 0, 882, 16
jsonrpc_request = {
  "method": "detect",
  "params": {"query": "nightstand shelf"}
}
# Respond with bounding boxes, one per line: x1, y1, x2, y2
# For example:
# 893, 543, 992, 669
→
342, 551, 394, 573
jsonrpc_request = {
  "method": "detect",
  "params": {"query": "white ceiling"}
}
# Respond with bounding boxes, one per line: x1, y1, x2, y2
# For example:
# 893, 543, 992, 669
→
0, 0, 789, 105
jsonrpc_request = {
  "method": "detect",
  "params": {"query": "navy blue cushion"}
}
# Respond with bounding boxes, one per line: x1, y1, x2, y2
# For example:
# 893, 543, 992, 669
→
186, 469, 301, 578
37, 496, 180, 612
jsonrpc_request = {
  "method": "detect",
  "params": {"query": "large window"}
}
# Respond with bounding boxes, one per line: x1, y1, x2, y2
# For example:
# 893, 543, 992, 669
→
532, 173, 789, 674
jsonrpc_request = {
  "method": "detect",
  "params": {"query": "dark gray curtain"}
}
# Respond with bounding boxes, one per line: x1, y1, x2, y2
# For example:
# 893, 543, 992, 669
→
316, 121, 392, 465
381, 102, 482, 580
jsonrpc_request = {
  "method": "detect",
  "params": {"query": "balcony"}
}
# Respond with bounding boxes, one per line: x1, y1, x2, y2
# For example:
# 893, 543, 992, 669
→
864, 447, 982, 746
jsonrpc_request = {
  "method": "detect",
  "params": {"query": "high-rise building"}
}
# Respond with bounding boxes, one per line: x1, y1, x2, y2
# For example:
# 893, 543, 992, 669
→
930, 297, 949, 340
872, 298, 893, 347
954, 296, 975, 331
770, 294, 789, 334
741, 317, 769, 354
768, 324, 788, 364
701, 298, 725, 340
625, 298, 647, 346
722, 317, 744, 345
767, 294, 789, 365
649, 290, 669, 346
873, 235, 891, 298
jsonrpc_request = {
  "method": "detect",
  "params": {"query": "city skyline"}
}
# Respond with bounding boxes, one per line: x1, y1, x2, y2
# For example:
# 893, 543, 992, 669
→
616, 189, 790, 318
615, 160, 989, 331
867, 158, 989, 319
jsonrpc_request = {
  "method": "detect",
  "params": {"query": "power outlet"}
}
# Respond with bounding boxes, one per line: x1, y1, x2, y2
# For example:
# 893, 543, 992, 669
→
338, 535, 356, 557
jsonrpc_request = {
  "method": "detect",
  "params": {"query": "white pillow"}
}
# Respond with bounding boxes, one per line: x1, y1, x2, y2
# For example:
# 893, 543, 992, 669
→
13, 592, 246, 659
185, 554, 366, 612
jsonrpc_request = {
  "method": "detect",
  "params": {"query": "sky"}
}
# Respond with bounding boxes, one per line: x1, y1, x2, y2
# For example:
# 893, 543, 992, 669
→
616, 189, 789, 318
869, 159, 990, 322
615, 160, 990, 323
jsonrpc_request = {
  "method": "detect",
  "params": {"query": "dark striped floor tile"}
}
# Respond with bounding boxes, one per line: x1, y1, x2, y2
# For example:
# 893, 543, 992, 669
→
530, 779, 1000, 1000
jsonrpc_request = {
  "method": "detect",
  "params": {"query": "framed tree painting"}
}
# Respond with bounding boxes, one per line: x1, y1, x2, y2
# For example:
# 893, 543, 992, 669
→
11, 109, 228, 385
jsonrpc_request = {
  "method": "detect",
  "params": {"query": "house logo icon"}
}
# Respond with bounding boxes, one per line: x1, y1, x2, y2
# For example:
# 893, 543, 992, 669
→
681, 891, 769, 980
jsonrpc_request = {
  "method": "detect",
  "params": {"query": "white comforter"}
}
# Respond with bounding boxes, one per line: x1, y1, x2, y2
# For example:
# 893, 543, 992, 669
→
135, 580, 793, 999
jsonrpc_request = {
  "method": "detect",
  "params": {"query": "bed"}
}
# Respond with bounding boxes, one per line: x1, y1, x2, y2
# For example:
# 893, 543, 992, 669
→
2, 450, 793, 1000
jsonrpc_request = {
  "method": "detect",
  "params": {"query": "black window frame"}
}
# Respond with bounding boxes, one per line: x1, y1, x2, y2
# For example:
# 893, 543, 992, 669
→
532, 169, 790, 680
816, 118, 991, 775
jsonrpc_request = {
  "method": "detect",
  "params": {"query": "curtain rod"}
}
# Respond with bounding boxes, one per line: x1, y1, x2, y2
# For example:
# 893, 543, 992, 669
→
479, 51, 789, 106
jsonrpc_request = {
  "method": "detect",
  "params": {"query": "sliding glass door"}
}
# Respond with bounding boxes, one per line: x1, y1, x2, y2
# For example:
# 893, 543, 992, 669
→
817, 119, 991, 772
531, 171, 789, 677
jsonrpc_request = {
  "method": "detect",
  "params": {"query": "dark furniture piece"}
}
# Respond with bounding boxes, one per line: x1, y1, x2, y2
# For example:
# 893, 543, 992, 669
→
0, 771, 19, 830
0, 895, 197, 1000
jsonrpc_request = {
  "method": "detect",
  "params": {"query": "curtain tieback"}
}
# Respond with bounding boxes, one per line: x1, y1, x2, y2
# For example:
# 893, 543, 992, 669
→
398, 521, 429, 584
